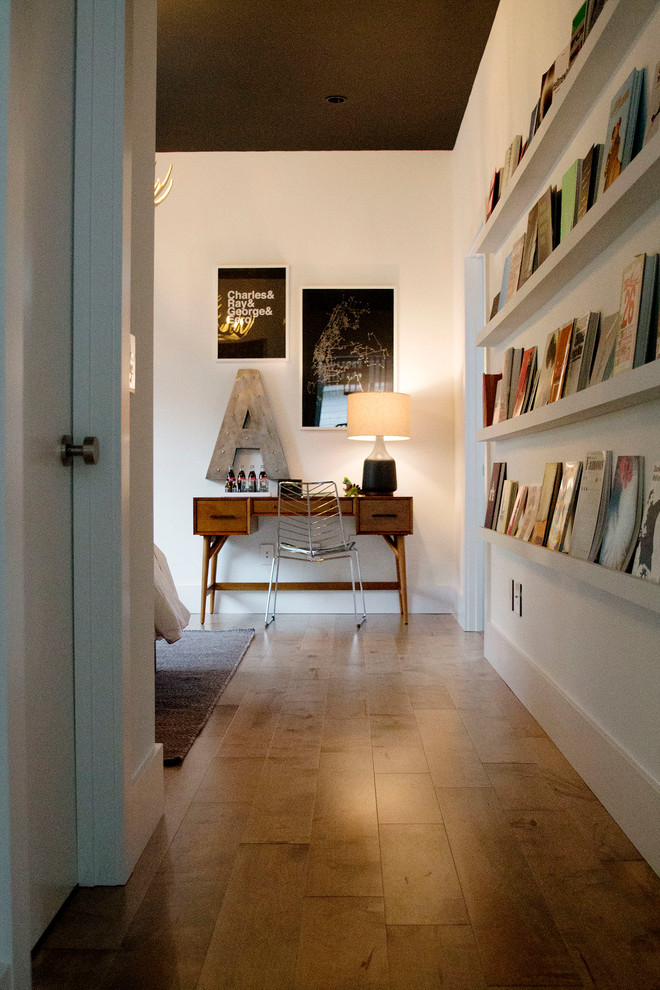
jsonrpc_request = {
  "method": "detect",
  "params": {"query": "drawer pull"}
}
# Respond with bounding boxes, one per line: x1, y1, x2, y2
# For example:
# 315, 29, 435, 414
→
372, 513, 398, 518
210, 513, 238, 519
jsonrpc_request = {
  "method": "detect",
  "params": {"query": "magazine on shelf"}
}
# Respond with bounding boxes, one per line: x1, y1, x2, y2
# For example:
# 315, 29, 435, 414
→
512, 346, 537, 417
600, 68, 645, 196
531, 462, 563, 546
536, 187, 555, 267
548, 321, 574, 403
532, 328, 560, 410
576, 143, 603, 222
644, 61, 660, 145
563, 311, 600, 396
507, 347, 524, 419
484, 462, 506, 529
632, 461, 660, 582
496, 480, 519, 534
517, 484, 542, 543
633, 254, 659, 368
546, 461, 583, 553
589, 312, 619, 386
506, 234, 526, 303
599, 455, 644, 571
482, 373, 502, 428
570, 2, 588, 66
560, 158, 581, 242
570, 450, 613, 562
506, 485, 528, 537
613, 254, 645, 375
498, 253, 513, 312
518, 202, 539, 289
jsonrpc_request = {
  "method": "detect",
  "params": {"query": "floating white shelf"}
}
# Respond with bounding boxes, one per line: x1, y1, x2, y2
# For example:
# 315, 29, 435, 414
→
477, 130, 660, 349
474, 0, 658, 256
479, 527, 660, 616
478, 360, 660, 441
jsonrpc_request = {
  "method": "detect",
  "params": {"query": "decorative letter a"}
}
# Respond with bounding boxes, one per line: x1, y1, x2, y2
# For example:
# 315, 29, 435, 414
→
206, 368, 289, 482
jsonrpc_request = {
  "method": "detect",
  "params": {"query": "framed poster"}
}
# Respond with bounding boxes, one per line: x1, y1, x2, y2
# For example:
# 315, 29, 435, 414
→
301, 287, 395, 428
217, 266, 287, 359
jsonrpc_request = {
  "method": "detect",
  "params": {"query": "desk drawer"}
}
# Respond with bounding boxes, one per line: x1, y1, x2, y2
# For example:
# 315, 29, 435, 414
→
194, 498, 255, 534
355, 497, 412, 534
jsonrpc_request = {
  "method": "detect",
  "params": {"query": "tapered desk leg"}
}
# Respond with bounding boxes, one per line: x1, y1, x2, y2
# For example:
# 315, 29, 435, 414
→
200, 535, 228, 624
382, 534, 409, 624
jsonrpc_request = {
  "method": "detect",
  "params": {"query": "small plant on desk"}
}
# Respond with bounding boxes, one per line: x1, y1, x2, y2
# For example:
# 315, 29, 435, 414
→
343, 477, 361, 497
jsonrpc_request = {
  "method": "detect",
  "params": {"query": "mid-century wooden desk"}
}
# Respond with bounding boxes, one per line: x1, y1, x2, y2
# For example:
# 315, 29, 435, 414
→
193, 494, 413, 623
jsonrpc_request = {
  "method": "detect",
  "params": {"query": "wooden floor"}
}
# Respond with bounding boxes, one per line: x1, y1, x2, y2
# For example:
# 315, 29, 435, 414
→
32, 613, 660, 989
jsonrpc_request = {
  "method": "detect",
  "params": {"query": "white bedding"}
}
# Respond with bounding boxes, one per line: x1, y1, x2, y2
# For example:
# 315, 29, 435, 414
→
154, 543, 191, 643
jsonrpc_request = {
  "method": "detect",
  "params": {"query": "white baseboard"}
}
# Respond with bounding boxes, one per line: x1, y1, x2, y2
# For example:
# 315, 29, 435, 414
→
485, 621, 660, 876
177, 583, 455, 615
125, 743, 164, 876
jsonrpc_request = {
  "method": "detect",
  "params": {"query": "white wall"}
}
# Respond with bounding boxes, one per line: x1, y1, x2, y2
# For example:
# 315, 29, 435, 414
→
452, 0, 660, 873
154, 150, 455, 615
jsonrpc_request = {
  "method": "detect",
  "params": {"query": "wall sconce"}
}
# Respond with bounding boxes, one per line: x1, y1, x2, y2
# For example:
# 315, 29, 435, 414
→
346, 391, 410, 495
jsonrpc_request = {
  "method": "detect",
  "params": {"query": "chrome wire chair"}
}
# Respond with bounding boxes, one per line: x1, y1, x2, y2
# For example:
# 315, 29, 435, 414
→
265, 481, 367, 628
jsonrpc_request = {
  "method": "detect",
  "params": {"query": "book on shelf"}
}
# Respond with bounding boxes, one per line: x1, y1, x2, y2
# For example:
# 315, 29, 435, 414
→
532, 327, 560, 410
489, 292, 501, 320
563, 311, 600, 396
633, 253, 659, 368
496, 479, 519, 534
501, 135, 523, 191
570, 450, 613, 562
518, 203, 539, 290
586, 0, 607, 35
599, 455, 644, 571
525, 367, 540, 413
531, 462, 563, 546
506, 234, 526, 303
506, 485, 528, 537
600, 67, 646, 196
546, 460, 583, 553
484, 462, 506, 529
632, 461, 660, 582
552, 44, 572, 96
613, 253, 645, 375
498, 253, 513, 312
538, 62, 555, 124
536, 187, 555, 267
527, 99, 540, 148
507, 347, 524, 419
486, 170, 501, 220
576, 143, 603, 222
645, 61, 660, 146
482, 373, 502, 428
560, 158, 581, 242
491, 378, 506, 425
517, 484, 542, 542
511, 346, 537, 417
589, 311, 620, 386
548, 320, 574, 403
570, 2, 588, 66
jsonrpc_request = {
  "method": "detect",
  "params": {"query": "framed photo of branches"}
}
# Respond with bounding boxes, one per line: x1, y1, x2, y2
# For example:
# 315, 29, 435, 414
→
301, 287, 396, 428
217, 266, 287, 359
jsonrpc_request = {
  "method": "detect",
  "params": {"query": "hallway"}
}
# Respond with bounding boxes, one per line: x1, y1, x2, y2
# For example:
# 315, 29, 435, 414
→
32, 613, 660, 989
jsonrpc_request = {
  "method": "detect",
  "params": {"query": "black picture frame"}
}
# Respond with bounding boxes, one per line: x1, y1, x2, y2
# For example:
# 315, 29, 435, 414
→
217, 266, 287, 360
301, 287, 395, 428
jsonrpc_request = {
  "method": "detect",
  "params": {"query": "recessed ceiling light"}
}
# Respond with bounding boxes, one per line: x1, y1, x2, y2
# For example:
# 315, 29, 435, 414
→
325, 94, 348, 105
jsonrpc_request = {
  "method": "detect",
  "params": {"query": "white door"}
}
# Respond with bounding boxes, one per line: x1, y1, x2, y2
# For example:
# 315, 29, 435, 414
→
10, 0, 79, 943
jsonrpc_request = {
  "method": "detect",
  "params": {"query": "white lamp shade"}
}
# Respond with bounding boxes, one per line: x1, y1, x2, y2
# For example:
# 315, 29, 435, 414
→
346, 391, 410, 440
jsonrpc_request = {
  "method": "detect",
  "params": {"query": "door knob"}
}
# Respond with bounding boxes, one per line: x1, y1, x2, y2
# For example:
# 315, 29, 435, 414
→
60, 435, 100, 466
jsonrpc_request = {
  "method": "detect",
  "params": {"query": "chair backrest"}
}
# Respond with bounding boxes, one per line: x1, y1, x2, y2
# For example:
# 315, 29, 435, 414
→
276, 481, 350, 554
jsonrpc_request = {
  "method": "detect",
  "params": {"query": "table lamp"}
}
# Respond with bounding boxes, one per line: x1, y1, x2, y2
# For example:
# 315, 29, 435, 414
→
346, 391, 410, 495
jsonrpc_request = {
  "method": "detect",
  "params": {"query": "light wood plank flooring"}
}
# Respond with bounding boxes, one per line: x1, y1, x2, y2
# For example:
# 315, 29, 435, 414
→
32, 613, 660, 989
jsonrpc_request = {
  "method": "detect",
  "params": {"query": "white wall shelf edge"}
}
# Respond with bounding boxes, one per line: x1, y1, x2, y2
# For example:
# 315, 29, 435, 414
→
474, 0, 658, 255
477, 129, 660, 349
479, 527, 660, 615
478, 360, 660, 440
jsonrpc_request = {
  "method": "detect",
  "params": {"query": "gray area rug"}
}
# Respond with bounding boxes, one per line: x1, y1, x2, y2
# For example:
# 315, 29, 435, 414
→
155, 628, 254, 765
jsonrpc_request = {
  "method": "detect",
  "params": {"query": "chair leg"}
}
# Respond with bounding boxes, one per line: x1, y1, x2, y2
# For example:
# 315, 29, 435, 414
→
349, 551, 367, 628
265, 555, 280, 626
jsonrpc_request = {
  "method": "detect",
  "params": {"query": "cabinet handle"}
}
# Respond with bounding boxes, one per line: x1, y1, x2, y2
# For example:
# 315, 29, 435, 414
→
210, 513, 237, 519
372, 513, 398, 518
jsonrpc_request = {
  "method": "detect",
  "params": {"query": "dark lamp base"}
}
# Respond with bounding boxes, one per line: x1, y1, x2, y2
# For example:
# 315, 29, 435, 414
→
361, 458, 397, 495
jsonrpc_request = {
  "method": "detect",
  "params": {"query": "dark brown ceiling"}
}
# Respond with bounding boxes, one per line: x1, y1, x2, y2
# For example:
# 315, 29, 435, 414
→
156, 1, 500, 152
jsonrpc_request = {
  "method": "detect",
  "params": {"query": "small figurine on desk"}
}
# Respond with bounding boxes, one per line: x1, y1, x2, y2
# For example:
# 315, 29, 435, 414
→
343, 477, 361, 497
226, 466, 236, 492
